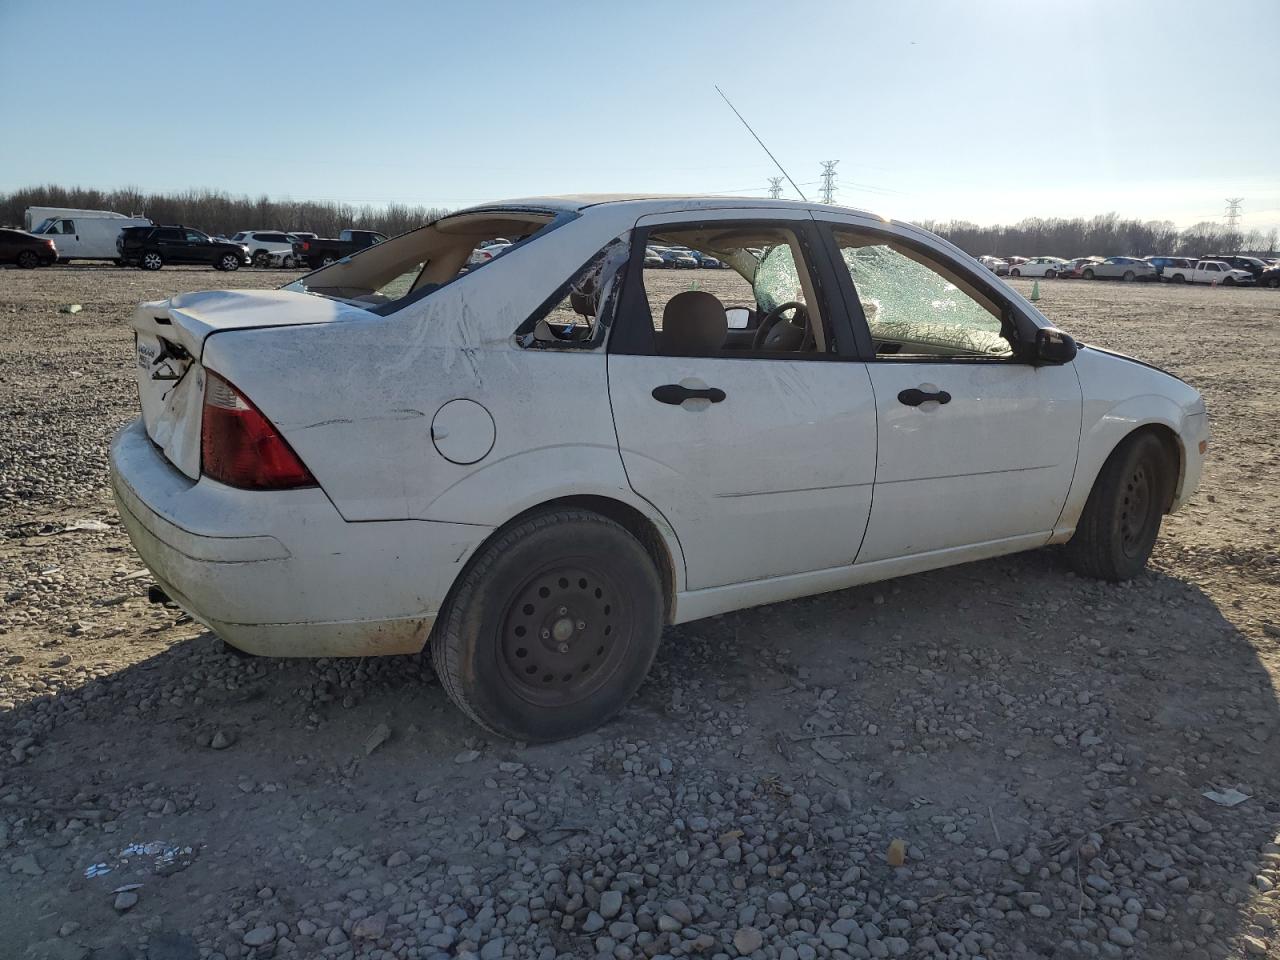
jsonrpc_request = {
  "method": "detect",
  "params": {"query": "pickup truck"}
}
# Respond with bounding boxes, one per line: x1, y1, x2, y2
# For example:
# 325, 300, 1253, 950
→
292, 229, 387, 270
1164, 259, 1255, 285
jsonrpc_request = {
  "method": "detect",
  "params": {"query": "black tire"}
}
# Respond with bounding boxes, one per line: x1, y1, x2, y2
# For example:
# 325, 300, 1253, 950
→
16, 250, 39, 269
1123, 270, 1135, 282
431, 508, 664, 741
252, 250, 271, 268
1010, 268, 1021, 277
1222, 276, 1236, 286
1171, 273, 1186, 283
217, 253, 241, 271
1065, 432, 1173, 582
1268, 277, 1280, 289
320, 254, 338, 267
1044, 269, 1056, 279
140, 251, 163, 271
1083, 268, 1095, 280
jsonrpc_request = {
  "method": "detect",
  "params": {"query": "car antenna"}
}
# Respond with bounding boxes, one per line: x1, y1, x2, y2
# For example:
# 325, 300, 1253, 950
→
714, 84, 808, 202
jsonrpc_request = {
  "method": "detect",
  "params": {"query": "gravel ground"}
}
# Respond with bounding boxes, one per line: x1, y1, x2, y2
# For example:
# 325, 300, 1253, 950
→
1, 265, 1279, 960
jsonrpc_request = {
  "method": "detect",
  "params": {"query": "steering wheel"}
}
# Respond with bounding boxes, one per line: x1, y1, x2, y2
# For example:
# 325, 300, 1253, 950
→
752, 300, 813, 351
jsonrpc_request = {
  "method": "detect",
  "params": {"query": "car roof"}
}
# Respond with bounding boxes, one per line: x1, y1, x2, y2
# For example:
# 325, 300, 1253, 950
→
458, 194, 883, 219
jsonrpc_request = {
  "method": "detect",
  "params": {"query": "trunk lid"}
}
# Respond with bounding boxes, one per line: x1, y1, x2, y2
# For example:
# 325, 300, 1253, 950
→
131, 289, 368, 479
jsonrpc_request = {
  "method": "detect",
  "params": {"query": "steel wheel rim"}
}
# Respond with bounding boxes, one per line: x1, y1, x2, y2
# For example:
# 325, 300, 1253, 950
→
497, 561, 631, 707
1119, 464, 1152, 557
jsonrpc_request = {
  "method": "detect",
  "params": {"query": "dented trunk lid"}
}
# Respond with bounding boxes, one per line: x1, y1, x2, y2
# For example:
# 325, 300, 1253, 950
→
131, 289, 370, 479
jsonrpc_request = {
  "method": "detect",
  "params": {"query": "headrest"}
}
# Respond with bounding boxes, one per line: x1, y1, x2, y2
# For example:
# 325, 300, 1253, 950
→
661, 291, 726, 356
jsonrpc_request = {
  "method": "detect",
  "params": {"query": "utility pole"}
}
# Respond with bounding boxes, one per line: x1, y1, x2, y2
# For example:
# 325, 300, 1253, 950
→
767, 176, 783, 200
819, 161, 839, 204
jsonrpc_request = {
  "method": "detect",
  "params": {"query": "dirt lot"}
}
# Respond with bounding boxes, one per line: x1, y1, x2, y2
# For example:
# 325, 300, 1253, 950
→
2, 266, 1279, 960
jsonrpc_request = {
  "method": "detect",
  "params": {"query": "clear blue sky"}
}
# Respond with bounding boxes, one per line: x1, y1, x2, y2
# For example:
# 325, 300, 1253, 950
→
2, 0, 1277, 232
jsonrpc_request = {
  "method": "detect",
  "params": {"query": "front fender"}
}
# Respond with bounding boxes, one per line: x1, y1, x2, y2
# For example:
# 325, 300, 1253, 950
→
1054, 393, 1203, 538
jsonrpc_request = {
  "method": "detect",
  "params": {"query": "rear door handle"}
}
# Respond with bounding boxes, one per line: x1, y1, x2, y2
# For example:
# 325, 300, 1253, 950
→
652, 383, 726, 405
898, 387, 951, 406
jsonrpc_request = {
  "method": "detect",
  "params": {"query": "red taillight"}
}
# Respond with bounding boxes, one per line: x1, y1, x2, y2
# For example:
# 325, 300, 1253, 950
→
201, 371, 316, 490
301, 241, 311, 251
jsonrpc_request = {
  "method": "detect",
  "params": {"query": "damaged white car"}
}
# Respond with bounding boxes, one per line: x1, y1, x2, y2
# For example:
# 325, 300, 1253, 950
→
110, 195, 1209, 741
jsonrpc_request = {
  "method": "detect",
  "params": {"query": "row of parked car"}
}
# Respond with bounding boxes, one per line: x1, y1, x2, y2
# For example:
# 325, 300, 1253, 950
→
977, 253, 1280, 287
1, 207, 390, 271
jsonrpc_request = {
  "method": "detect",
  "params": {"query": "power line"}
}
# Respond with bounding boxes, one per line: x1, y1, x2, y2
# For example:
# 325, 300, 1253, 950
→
767, 177, 784, 200
819, 161, 839, 204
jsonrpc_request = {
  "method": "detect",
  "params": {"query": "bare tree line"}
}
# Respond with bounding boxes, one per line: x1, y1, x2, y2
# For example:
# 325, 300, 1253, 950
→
2, 187, 1277, 258
918, 212, 1279, 259
0, 185, 450, 238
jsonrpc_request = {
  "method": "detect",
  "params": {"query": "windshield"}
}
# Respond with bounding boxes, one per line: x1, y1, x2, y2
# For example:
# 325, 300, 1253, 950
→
31, 218, 53, 234
283, 209, 561, 311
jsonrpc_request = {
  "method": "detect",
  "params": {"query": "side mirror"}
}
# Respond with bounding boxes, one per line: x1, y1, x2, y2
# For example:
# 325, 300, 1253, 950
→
1035, 327, 1077, 365
725, 307, 750, 330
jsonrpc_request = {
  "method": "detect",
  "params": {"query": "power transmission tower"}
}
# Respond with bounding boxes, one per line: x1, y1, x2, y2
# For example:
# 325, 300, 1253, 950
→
767, 176, 783, 199
819, 161, 839, 204
1225, 197, 1243, 232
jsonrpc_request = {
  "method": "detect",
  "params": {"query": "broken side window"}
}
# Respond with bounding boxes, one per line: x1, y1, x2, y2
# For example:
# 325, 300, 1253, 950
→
516, 237, 631, 350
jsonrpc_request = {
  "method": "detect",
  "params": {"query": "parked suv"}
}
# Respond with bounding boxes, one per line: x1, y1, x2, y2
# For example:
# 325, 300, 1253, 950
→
118, 226, 250, 271
231, 231, 300, 268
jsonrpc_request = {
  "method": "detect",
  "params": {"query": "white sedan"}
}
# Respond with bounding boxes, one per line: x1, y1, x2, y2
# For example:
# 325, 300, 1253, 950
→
110, 195, 1209, 741
1009, 256, 1069, 278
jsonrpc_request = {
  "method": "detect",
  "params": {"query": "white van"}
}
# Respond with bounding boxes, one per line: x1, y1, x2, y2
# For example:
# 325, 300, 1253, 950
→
25, 207, 130, 232
30, 214, 153, 261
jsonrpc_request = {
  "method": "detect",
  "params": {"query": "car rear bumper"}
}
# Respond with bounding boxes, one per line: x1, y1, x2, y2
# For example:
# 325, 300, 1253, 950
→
109, 419, 489, 657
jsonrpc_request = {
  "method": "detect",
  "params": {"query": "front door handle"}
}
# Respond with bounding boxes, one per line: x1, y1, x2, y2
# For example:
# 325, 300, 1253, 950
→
652, 383, 726, 405
898, 387, 952, 406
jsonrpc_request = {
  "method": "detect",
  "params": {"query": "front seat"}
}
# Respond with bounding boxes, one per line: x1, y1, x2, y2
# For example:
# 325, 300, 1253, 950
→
661, 291, 726, 356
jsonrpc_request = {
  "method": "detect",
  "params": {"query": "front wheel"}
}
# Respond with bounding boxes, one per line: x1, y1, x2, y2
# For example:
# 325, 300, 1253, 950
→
252, 250, 271, 268
140, 252, 163, 271
217, 253, 241, 271
1222, 276, 1236, 286
16, 250, 39, 269
1044, 269, 1056, 279
1122, 270, 1135, 282
1083, 269, 1095, 280
1065, 432, 1173, 581
1010, 268, 1021, 277
431, 508, 664, 742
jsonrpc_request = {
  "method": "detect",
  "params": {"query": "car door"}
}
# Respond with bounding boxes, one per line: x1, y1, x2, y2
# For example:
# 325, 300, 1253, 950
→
814, 215, 1082, 564
607, 210, 878, 591
184, 229, 215, 264
50, 219, 81, 258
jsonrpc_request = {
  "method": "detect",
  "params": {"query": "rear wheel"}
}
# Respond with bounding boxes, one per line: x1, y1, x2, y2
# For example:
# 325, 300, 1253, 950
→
1123, 270, 1135, 282
320, 254, 338, 267
1010, 268, 1021, 277
1268, 276, 1280, 289
1066, 432, 1173, 581
252, 250, 271, 268
140, 252, 163, 271
1083, 268, 1095, 280
217, 253, 241, 271
431, 508, 664, 742
1171, 273, 1186, 283
16, 250, 39, 269
1044, 269, 1056, 279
